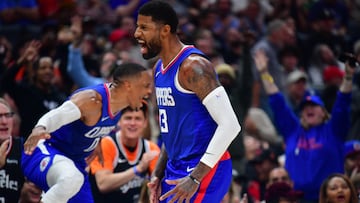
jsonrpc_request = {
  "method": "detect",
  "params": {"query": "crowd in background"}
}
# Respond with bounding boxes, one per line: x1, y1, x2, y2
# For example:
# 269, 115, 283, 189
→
1, 0, 360, 202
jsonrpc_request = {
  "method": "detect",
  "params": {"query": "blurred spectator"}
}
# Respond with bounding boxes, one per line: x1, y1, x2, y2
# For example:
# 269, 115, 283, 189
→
193, 28, 223, 66
284, 70, 313, 116
344, 140, 360, 193
76, 0, 116, 27
319, 173, 358, 203
245, 148, 280, 203
211, 0, 240, 42
0, 41, 66, 138
254, 50, 354, 202
305, 7, 347, 68
307, 44, 343, 92
278, 45, 302, 76
264, 182, 303, 203
192, 7, 217, 31
0, 0, 41, 45
109, 28, 147, 67
109, 0, 149, 19
237, 0, 266, 41
251, 19, 293, 120
244, 107, 282, 147
267, 167, 293, 188
67, 16, 119, 87
308, 0, 349, 37
321, 65, 345, 111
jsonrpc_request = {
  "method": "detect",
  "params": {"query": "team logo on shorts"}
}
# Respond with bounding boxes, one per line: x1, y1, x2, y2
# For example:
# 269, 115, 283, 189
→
40, 156, 51, 172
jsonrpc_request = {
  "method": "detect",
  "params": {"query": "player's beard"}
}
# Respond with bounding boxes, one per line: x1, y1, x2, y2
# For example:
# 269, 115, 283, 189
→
142, 37, 161, 59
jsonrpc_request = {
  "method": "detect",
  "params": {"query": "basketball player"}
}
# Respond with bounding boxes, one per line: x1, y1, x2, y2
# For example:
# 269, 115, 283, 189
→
21, 63, 153, 203
135, 1, 241, 202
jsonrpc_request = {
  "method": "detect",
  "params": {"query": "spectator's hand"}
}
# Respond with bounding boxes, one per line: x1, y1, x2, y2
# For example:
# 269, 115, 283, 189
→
253, 49, 268, 73
24, 126, 51, 155
18, 40, 41, 64
70, 16, 83, 47
159, 176, 199, 203
137, 150, 159, 172
240, 193, 248, 203
148, 176, 162, 203
345, 60, 356, 77
0, 138, 10, 168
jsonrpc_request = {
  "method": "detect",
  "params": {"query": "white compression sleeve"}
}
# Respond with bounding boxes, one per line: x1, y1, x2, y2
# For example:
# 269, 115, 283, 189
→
36, 100, 81, 133
200, 86, 241, 168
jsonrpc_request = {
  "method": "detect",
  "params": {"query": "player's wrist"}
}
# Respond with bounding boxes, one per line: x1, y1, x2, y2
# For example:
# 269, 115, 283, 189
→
188, 174, 200, 185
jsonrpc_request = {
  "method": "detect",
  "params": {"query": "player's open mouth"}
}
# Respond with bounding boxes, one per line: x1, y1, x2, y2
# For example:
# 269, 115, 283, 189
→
137, 40, 147, 54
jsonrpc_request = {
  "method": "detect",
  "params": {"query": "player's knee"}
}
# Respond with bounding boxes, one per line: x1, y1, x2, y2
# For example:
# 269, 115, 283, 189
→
57, 169, 84, 195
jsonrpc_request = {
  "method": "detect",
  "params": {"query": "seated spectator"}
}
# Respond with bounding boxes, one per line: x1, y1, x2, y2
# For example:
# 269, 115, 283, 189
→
264, 182, 303, 203
319, 173, 358, 203
0, 98, 26, 202
89, 103, 160, 203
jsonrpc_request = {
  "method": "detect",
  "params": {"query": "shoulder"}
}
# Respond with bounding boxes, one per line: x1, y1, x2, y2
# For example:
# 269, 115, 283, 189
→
70, 89, 101, 105
178, 54, 220, 100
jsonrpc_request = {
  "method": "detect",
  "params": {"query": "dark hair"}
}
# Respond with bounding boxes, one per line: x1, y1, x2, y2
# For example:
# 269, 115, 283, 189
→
112, 62, 148, 85
319, 173, 358, 203
138, 0, 178, 33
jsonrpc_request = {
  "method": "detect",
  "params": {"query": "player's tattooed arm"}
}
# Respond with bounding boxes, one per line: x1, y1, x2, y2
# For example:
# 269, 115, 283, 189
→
178, 55, 220, 100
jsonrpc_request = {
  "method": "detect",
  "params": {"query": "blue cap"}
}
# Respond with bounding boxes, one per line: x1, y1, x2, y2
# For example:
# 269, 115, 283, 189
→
344, 140, 360, 157
300, 95, 324, 109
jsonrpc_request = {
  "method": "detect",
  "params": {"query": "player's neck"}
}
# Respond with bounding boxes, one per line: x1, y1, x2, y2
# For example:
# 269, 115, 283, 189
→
108, 87, 128, 115
160, 39, 184, 67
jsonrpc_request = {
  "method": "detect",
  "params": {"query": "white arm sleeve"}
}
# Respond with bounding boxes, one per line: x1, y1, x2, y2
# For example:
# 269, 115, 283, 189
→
36, 100, 81, 133
200, 86, 241, 168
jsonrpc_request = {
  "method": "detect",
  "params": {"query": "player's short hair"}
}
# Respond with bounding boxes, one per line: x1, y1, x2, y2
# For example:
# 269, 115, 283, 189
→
111, 62, 147, 85
138, 0, 178, 33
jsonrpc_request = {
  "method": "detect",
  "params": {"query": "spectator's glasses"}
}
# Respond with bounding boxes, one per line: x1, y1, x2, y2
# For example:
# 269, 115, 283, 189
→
0, 112, 15, 119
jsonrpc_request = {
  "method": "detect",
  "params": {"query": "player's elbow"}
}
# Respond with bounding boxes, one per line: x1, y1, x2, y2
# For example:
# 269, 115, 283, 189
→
224, 117, 241, 141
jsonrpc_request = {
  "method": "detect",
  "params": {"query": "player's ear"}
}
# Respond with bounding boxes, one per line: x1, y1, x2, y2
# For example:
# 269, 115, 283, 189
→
161, 24, 171, 37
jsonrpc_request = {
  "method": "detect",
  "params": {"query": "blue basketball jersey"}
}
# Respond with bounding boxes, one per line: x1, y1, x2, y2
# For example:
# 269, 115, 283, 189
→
47, 83, 121, 162
154, 45, 217, 162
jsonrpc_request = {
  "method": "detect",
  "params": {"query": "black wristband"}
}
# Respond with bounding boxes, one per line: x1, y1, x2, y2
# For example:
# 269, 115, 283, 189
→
188, 175, 200, 185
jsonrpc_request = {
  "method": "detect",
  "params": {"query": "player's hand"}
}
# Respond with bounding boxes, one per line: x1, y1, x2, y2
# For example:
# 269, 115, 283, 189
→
24, 126, 51, 155
148, 176, 161, 203
0, 138, 10, 168
159, 176, 199, 203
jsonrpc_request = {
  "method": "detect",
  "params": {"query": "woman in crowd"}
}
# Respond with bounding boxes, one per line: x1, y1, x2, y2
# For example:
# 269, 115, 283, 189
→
319, 173, 358, 203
